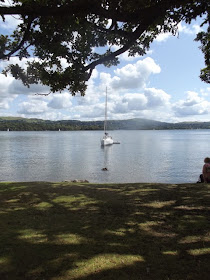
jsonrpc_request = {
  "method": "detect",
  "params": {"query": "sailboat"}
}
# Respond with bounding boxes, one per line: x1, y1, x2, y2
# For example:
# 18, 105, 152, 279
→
101, 87, 114, 146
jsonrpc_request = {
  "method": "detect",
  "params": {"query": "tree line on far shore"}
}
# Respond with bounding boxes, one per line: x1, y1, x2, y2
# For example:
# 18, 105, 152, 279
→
1, 117, 210, 131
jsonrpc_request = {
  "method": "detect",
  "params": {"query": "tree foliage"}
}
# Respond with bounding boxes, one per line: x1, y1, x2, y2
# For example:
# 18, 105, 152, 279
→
1, 117, 210, 131
0, 0, 209, 95
195, 16, 210, 83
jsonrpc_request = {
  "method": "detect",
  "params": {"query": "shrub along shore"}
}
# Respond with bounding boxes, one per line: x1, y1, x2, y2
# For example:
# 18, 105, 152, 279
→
0, 181, 209, 280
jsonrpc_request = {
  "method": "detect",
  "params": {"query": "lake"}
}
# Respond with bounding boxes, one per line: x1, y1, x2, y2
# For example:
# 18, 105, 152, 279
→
0, 130, 210, 183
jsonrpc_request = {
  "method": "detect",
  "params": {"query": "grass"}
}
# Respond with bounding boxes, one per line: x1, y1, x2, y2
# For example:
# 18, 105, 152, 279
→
0, 181, 209, 280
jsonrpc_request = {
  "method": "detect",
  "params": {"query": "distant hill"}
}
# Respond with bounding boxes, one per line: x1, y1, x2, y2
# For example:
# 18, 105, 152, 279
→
0, 117, 210, 131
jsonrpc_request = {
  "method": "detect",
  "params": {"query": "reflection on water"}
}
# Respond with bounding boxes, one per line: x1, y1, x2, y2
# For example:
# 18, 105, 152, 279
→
101, 145, 111, 171
0, 130, 210, 183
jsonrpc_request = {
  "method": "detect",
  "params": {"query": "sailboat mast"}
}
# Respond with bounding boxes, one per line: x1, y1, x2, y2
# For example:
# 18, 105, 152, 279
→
104, 87, 108, 133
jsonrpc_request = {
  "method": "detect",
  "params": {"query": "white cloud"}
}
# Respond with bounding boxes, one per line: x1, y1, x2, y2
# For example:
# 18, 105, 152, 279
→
99, 72, 112, 86
0, 74, 17, 109
200, 87, 210, 97
0, 57, 50, 96
182, 91, 203, 106
9, 79, 49, 95
155, 32, 172, 42
0, 57, 32, 70
173, 91, 210, 117
0, 57, 51, 96
0, 15, 22, 30
122, 93, 147, 111
111, 88, 170, 117
144, 88, 171, 108
0, 99, 10, 110
48, 92, 72, 109
154, 21, 203, 43
18, 100, 48, 114
192, 24, 202, 34
178, 22, 202, 35
0, 74, 14, 96
18, 111, 71, 121
75, 103, 104, 119
111, 57, 161, 90
174, 104, 209, 116
119, 50, 140, 61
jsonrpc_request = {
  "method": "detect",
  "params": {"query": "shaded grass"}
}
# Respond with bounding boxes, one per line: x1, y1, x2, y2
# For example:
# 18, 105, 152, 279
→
0, 182, 209, 280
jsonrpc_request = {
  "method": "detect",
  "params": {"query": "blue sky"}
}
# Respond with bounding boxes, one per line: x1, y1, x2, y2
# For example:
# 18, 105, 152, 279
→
0, 15, 209, 123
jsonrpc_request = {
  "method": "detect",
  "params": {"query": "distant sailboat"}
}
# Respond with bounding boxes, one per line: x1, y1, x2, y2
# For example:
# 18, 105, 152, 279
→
101, 87, 114, 146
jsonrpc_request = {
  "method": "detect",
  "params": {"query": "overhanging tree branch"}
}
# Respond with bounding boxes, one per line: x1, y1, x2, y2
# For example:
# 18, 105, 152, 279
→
0, 0, 209, 95
0, 16, 33, 60
84, 24, 149, 74
0, 0, 191, 24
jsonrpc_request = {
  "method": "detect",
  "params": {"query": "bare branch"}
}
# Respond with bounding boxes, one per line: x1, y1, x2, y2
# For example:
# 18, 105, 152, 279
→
35, 92, 51, 96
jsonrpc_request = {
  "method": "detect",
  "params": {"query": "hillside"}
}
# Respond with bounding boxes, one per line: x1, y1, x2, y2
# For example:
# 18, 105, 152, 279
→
0, 117, 210, 131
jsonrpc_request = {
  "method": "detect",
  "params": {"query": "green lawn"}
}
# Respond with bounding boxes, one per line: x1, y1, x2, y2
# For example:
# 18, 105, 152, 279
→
0, 182, 209, 280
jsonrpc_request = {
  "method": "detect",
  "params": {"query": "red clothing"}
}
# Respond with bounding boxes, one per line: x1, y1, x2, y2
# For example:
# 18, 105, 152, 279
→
202, 163, 210, 183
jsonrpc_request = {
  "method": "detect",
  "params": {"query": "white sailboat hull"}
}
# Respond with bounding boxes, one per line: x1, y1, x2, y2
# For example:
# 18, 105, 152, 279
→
101, 135, 114, 146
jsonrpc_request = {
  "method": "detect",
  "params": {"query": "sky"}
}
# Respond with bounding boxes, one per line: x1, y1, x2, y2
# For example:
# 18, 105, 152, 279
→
0, 14, 209, 123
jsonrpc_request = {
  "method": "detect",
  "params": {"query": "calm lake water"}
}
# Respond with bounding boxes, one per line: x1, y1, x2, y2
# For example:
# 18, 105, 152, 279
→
0, 130, 210, 183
